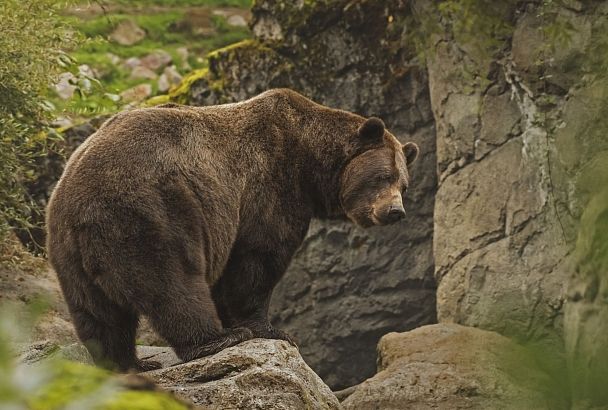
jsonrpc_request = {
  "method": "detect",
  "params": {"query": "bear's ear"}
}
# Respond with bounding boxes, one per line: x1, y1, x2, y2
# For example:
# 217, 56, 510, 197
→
357, 117, 385, 143
402, 142, 419, 165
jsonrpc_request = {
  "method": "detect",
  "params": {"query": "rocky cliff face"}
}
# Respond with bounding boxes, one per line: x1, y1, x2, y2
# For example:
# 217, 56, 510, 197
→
428, 7, 569, 348
420, 1, 608, 406
426, 1, 604, 349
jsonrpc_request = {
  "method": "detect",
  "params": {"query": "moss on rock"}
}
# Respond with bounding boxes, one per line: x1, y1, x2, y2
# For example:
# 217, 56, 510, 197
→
26, 361, 188, 410
174, 39, 292, 106
144, 95, 171, 107
168, 68, 211, 104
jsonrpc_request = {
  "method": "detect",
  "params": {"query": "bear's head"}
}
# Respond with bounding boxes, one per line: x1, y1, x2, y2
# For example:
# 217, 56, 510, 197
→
340, 117, 419, 228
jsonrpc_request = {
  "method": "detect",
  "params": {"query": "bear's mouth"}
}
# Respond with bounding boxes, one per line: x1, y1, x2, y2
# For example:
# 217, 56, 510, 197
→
345, 207, 376, 228
370, 212, 382, 226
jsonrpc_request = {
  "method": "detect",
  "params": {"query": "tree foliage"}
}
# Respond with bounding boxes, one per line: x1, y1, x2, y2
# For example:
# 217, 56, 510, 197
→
0, 0, 79, 242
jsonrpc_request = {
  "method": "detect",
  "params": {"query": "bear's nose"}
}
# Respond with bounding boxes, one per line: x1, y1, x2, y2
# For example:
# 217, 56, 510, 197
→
386, 205, 406, 223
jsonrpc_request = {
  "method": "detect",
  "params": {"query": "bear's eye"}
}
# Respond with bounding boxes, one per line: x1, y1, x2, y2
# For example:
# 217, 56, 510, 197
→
401, 186, 408, 196
378, 173, 392, 182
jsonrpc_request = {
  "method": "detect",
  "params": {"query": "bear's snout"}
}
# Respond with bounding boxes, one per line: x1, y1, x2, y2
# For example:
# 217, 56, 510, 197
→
385, 205, 406, 223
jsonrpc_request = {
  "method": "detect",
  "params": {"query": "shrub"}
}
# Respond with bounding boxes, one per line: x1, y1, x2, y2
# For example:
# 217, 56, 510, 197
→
0, 0, 79, 244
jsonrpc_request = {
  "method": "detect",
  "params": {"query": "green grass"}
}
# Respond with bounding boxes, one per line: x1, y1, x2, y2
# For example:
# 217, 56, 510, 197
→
54, 1, 251, 117
77, 0, 251, 6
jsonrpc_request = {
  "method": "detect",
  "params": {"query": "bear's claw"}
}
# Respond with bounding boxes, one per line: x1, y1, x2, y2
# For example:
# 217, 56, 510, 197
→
135, 359, 163, 372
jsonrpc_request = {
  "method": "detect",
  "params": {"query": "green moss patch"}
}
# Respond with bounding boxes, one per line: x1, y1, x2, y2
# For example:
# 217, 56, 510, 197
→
27, 361, 188, 410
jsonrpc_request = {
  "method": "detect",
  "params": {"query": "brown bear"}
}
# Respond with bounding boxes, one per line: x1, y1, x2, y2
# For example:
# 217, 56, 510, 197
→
46, 89, 419, 372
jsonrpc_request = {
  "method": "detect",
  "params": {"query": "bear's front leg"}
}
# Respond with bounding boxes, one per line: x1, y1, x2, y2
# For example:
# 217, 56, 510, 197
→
211, 248, 298, 347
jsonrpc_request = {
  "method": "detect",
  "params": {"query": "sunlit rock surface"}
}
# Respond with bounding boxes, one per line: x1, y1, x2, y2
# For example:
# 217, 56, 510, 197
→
143, 339, 341, 410
343, 324, 563, 410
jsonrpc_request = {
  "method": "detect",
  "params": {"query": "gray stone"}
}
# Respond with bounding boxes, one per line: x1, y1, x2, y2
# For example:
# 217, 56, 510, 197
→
227, 14, 247, 27
54, 72, 76, 100
176, 47, 191, 70
129, 66, 158, 80
78, 64, 97, 79
120, 83, 152, 103
51, 116, 74, 129
342, 324, 564, 410
106, 52, 121, 65
123, 57, 142, 70
140, 50, 172, 72
109, 19, 146, 46
144, 339, 340, 410
157, 66, 183, 93
426, 41, 484, 180
434, 130, 567, 344
561, 82, 608, 408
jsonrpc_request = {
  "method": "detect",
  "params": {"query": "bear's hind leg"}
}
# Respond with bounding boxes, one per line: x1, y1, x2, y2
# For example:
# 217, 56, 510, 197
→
66, 284, 161, 372
139, 275, 253, 362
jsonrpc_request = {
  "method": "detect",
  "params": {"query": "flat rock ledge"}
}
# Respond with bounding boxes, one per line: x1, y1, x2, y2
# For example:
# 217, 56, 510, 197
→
141, 339, 340, 410
19, 338, 340, 410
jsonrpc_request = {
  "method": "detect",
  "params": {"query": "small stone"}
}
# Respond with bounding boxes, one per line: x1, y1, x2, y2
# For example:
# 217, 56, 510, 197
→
52, 116, 74, 129
212, 9, 229, 18
157, 65, 183, 92
78, 64, 97, 79
176, 47, 190, 70
123, 57, 141, 70
140, 50, 172, 71
106, 53, 121, 65
109, 19, 146, 46
120, 83, 152, 103
157, 75, 170, 93
55, 72, 76, 100
227, 15, 248, 27
130, 66, 158, 80
193, 26, 217, 37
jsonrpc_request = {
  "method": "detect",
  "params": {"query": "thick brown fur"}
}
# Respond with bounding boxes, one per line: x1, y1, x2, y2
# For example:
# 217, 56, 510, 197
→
46, 89, 419, 371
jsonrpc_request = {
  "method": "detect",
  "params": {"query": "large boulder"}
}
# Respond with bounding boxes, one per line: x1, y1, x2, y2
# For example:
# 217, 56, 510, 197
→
143, 339, 341, 410
342, 324, 566, 410
18, 338, 339, 410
